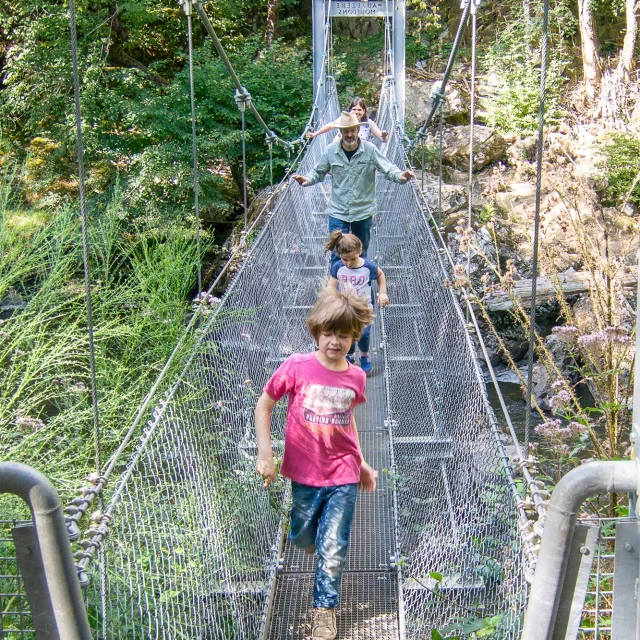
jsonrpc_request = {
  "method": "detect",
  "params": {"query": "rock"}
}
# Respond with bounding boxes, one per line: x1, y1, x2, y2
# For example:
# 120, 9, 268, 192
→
572, 295, 597, 334
405, 79, 470, 126
442, 167, 469, 184
476, 313, 529, 366
545, 333, 572, 371
493, 369, 525, 384
526, 362, 552, 411
440, 184, 468, 215
439, 125, 507, 172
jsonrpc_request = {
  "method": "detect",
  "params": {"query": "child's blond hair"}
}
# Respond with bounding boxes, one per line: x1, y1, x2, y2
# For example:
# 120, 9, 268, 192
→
306, 284, 374, 341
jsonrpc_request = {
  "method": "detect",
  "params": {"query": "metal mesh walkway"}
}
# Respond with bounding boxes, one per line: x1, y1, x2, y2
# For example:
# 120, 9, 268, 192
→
267, 226, 401, 638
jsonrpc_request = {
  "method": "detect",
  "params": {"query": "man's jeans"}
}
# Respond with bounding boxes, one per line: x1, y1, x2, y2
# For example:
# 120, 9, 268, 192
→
328, 216, 373, 265
290, 482, 358, 609
348, 324, 371, 356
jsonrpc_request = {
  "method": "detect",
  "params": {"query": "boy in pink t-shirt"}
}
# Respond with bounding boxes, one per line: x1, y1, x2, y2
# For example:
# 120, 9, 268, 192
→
255, 286, 378, 640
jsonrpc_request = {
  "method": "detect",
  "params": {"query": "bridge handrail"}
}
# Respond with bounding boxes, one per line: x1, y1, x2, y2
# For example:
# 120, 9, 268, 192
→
0, 462, 92, 638
521, 460, 638, 639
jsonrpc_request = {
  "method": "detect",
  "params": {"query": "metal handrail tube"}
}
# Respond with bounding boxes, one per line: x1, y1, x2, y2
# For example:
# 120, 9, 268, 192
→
522, 460, 637, 640
0, 462, 91, 639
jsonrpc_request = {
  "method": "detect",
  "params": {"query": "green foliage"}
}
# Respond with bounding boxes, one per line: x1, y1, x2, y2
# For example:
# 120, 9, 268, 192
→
1, 1, 312, 226
600, 135, 640, 207
482, 9, 570, 134
0, 174, 209, 504
478, 203, 496, 224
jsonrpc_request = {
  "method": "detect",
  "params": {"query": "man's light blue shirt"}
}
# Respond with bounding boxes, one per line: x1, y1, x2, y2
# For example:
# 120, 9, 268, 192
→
303, 139, 406, 223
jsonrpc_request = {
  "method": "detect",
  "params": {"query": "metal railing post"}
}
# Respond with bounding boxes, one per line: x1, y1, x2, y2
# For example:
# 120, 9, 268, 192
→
633, 244, 640, 638
0, 462, 92, 639
521, 461, 638, 640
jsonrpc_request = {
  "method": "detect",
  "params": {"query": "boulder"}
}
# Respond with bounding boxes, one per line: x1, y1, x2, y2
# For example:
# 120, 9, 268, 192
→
405, 78, 470, 127
526, 362, 553, 411
438, 125, 507, 172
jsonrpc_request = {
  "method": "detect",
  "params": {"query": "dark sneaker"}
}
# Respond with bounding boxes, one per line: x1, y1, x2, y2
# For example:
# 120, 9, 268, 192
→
359, 355, 372, 374
345, 354, 355, 364
312, 608, 337, 639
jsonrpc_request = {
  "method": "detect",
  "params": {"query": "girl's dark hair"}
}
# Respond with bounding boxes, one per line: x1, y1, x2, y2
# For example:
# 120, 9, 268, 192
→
324, 230, 363, 256
348, 97, 368, 122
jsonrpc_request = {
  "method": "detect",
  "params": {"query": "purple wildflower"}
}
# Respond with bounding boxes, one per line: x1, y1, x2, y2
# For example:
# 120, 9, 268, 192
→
550, 390, 571, 411
568, 421, 588, 436
552, 326, 579, 343
535, 419, 563, 439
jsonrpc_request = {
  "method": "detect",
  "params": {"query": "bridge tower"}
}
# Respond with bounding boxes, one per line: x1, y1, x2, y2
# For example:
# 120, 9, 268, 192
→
312, 0, 405, 126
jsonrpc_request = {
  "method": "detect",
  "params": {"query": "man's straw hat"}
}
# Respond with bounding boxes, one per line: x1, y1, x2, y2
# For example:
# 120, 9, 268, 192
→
330, 111, 361, 129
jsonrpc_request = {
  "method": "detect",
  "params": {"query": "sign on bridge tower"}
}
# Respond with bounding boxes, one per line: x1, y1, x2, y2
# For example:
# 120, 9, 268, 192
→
312, 0, 405, 126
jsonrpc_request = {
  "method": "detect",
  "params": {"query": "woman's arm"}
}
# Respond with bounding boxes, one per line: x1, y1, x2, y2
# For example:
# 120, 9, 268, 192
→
307, 123, 335, 139
369, 119, 388, 142
255, 391, 278, 487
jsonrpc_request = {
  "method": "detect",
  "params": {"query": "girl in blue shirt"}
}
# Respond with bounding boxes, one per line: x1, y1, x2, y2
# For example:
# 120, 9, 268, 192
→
326, 231, 389, 373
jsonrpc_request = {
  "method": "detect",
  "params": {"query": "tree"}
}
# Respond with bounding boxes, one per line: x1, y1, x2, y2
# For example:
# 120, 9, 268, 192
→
617, 0, 639, 83
577, 0, 602, 102
577, 0, 639, 117
266, 0, 279, 46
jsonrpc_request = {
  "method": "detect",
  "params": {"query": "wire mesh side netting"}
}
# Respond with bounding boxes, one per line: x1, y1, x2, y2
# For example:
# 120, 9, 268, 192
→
0, 514, 36, 640
375, 84, 529, 638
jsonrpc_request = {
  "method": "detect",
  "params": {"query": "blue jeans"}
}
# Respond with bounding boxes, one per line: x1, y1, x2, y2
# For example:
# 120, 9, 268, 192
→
328, 216, 373, 265
348, 324, 371, 356
289, 482, 358, 609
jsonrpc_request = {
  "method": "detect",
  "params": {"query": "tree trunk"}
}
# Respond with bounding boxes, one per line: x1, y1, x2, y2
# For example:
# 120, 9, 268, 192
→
265, 0, 279, 46
578, 0, 602, 101
616, 0, 639, 82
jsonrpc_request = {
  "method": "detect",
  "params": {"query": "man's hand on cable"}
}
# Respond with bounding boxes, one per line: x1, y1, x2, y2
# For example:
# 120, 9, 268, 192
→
400, 170, 415, 183
292, 174, 310, 186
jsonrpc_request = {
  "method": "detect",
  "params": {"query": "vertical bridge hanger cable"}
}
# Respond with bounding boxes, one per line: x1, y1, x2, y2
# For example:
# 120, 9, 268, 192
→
68, 0, 101, 477
524, 0, 551, 453
181, 0, 202, 290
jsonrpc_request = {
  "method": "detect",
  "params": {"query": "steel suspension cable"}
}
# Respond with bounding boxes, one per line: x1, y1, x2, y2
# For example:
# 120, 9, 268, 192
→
68, 0, 101, 475
185, 7, 202, 292
438, 101, 444, 222
193, 2, 279, 146
236, 92, 249, 229
466, 6, 478, 278
524, 0, 550, 454
407, 0, 473, 151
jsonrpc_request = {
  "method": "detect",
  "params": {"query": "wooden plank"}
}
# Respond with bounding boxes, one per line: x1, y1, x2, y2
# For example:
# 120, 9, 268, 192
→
486, 271, 637, 311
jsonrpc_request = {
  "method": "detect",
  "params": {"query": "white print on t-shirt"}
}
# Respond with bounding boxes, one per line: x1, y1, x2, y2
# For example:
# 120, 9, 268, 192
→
359, 121, 371, 142
339, 273, 367, 297
302, 384, 355, 427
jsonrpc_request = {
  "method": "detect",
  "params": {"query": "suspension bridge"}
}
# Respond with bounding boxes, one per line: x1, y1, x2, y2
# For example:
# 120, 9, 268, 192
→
1, 0, 567, 637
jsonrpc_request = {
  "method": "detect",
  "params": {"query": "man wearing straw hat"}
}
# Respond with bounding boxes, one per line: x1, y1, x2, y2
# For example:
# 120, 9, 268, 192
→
292, 111, 413, 263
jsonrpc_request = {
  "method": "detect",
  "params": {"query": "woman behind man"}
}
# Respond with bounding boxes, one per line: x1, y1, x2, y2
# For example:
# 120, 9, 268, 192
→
307, 97, 389, 143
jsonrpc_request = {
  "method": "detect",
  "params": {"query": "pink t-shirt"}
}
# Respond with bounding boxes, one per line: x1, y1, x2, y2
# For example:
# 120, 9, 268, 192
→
264, 352, 367, 487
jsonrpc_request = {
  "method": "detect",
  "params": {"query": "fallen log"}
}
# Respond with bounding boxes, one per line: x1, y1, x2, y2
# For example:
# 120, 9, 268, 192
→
485, 269, 637, 311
